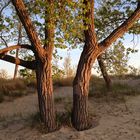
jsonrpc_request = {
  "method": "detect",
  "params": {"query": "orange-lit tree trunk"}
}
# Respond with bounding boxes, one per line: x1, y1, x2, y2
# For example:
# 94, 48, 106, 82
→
10, 0, 57, 132
72, 0, 99, 130
35, 0, 56, 131
36, 57, 56, 131
72, 0, 140, 131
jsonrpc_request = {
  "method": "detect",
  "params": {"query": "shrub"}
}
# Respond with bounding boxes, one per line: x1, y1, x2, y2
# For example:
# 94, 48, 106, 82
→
54, 77, 73, 87
0, 78, 27, 98
89, 79, 140, 99
0, 92, 4, 103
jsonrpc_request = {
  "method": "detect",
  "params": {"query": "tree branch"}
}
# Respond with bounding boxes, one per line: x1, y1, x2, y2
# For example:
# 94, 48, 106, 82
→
0, 1, 10, 16
0, 33, 8, 48
0, 54, 36, 70
11, 0, 45, 60
99, 3, 140, 52
0, 44, 33, 54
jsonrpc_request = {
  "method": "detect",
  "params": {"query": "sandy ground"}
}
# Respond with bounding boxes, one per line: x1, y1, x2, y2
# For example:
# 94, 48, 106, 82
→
0, 86, 140, 140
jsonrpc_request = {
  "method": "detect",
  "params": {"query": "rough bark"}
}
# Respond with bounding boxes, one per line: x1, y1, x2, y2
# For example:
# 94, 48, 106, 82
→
72, 0, 97, 130
72, 0, 98, 131
97, 55, 111, 89
72, 48, 99, 130
36, 58, 56, 132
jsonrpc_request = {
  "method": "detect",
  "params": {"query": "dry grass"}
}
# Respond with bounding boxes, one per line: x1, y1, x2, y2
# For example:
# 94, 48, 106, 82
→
0, 78, 36, 103
89, 76, 140, 100
54, 77, 74, 87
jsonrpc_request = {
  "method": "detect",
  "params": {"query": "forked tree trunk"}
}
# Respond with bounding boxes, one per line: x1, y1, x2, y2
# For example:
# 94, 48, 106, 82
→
36, 58, 56, 132
97, 55, 112, 89
71, 0, 99, 131
72, 46, 99, 130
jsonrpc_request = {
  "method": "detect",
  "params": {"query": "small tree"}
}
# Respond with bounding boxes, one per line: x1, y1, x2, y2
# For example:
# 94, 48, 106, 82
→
63, 53, 75, 78
0, 69, 8, 79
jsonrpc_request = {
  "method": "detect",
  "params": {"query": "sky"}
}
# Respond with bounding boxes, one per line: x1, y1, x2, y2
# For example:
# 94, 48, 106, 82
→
0, 34, 140, 78
0, 1, 140, 78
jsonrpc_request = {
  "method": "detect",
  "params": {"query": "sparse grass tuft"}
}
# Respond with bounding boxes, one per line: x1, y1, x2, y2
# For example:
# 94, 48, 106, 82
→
29, 112, 42, 127
0, 78, 34, 103
0, 78, 27, 98
56, 111, 72, 128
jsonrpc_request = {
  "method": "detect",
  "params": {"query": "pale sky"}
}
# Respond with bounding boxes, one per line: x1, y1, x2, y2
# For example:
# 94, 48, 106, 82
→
0, 34, 140, 78
0, 1, 139, 78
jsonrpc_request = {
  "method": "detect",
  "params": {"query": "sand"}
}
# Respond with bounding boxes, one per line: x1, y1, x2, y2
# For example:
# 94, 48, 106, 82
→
0, 86, 140, 140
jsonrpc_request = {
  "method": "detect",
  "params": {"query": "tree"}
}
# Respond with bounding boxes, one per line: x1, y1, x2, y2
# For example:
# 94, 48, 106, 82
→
0, 0, 57, 132
72, 0, 140, 130
63, 52, 74, 78
0, 0, 140, 132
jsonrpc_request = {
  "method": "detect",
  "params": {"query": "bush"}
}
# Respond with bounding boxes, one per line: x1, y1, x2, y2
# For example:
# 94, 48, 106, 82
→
0, 78, 27, 98
24, 79, 37, 88
110, 82, 139, 96
89, 78, 140, 99
54, 77, 74, 87
0, 92, 4, 103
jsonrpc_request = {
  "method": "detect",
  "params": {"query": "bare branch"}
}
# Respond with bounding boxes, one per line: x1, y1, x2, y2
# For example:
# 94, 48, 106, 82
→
0, 0, 10, 16
0, 44, 32, 54
99, 3, 140, 52
0, 54, 36, 70
0, 33, 8, 48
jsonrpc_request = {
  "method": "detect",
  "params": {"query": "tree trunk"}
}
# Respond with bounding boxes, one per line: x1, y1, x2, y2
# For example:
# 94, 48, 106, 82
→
36, 58, 56, 132
97, 55, 112, 89
13, 49, 19, 79
72, 46, 99, 130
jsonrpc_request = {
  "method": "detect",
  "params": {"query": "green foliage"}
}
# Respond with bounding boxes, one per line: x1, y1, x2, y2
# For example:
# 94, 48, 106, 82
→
19, 68, 37, 88
95, 0, 139, 41
93, 0, 139, 76
105, 41, 129, 75
95, 40, 138, 75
